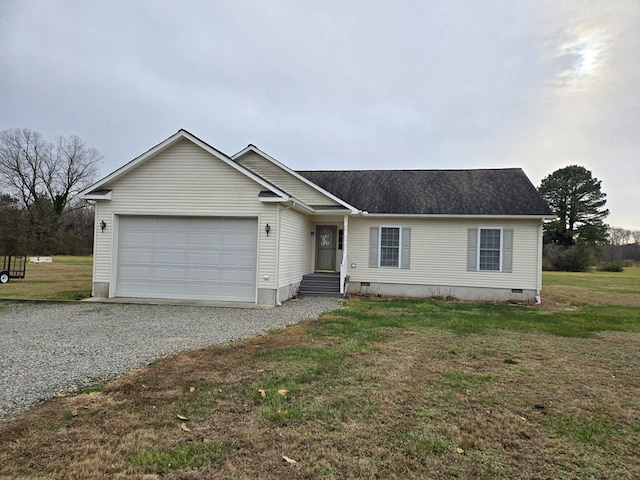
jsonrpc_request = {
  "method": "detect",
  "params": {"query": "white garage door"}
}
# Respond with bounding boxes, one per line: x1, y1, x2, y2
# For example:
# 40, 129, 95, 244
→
116, 216, 257, 302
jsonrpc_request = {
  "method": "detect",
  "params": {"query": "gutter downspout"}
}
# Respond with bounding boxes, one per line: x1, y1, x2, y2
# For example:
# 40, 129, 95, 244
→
275, 204, 281, 306
340, 214, 349, 294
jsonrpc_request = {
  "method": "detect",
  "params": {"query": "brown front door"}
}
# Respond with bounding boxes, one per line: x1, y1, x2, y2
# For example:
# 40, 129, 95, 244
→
315, 226, 336, 271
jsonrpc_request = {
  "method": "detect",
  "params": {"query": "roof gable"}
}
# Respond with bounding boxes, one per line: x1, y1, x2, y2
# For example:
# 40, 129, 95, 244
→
232, 145, 358, 213
80, 130, 289, 200
297, 169, 553, 216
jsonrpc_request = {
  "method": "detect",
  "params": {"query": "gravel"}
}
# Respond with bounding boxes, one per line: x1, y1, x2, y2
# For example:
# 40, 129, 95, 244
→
0, 297, 341, 420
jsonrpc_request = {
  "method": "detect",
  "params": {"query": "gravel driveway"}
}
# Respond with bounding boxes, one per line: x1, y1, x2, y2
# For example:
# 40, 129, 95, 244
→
0, 297, 341, 420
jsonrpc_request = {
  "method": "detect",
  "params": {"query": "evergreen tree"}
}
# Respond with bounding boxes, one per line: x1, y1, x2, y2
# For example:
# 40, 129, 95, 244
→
538, 165, 609, 246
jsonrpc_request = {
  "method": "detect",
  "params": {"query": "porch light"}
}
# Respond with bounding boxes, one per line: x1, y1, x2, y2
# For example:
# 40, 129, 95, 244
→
265, 223, 271, 237
100, 220, 106, 232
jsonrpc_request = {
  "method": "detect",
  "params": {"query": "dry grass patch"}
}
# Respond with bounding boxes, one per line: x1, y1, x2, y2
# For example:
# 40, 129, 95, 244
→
0, 256, 92, 301
543, 267, 640, 307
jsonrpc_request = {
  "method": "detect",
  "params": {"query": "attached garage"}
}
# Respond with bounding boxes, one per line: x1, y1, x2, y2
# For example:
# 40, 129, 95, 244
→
115, 216, 258, 302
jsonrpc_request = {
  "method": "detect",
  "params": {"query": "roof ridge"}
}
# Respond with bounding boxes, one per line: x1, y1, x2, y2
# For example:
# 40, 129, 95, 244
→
296, 167, 523, 173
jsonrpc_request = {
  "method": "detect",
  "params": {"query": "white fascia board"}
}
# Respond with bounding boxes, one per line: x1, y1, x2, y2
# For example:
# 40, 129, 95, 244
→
312, 208, 354, 215
259, 195, 315, 213
232, 144, 360, 214
80, 130, 289, 199
361, 213, 556, 220
259, 196, 289, 203
82, 191, 112, 200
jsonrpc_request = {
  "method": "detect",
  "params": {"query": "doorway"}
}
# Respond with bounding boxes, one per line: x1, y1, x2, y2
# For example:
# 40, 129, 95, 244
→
315, 225, 336, 271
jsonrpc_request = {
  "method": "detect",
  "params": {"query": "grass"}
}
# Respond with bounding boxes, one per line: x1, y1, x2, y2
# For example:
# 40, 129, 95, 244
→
0, 255, 92, 301
0, 268, 639, 478
128, 441, 226, 473
543, 266, 640, 306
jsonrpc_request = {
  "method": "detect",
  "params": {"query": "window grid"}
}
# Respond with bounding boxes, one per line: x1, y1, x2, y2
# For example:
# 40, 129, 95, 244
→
380, 227, 400, 267
479, 228, 501, 271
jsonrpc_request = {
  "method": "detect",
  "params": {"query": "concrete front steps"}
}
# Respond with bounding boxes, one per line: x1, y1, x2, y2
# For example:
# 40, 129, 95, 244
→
298, 272, 342, 297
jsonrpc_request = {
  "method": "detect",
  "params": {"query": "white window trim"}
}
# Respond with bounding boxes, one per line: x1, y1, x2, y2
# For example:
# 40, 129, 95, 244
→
477, 227, 503, 272
378, 225, 402, 268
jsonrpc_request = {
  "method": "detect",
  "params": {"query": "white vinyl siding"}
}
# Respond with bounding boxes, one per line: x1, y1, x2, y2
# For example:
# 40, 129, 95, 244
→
92, 139, 278, 293
353, 217, 539, 290
235, 151, 341, 207
278, 207, 313, 286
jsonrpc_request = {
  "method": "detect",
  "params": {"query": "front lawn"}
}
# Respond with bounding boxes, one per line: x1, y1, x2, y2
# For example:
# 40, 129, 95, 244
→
0, 269, 639, 479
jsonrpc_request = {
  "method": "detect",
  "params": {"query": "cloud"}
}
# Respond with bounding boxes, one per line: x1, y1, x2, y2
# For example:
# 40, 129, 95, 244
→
554, 27, 611, 92
0, 0, 638, 228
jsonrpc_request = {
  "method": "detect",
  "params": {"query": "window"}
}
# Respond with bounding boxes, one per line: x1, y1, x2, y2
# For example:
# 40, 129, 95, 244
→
369, 226, 411, 269
467, 227, 513, 273
479, 228, 501, 271
380, 227, 400, 267
338, 229, 344, 250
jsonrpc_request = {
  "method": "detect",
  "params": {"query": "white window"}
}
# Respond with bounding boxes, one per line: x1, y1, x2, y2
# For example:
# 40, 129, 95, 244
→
369, 226, 411, 269
479, 228, 501, 271
380, 227, 401, 267
467, 227, 513, 273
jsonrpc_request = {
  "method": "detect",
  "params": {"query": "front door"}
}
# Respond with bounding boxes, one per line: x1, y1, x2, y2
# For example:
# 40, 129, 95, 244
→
315, 225, 336, 271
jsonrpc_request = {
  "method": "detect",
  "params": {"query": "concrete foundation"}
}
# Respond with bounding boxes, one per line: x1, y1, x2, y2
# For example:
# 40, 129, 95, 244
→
277, 282, 302, 304
92, 282, 110, 298
348, 281, 536, 303
256, 288, 277, 306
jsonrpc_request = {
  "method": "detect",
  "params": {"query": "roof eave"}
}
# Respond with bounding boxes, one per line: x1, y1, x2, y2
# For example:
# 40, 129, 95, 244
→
81, 191, 112, 200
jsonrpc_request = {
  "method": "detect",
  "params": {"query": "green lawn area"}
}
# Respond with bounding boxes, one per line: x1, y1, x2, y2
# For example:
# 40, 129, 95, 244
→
0, 256, 93, 301
1, 266, 639, 479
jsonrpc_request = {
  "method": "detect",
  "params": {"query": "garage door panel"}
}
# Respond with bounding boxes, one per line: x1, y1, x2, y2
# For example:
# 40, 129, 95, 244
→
116, 216, 257, 302
200, 271, 222, 282
168, 252, 188, 263
231, 255, 258, 267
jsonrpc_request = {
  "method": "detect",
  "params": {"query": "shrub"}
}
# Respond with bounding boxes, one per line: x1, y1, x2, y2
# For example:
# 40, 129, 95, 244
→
543, 244, 591, 272
597, 263, 624, 272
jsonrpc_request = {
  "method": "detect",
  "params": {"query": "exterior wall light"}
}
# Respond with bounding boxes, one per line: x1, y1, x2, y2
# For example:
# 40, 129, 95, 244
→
265, 223, 271, 237
100, 220, 107, 232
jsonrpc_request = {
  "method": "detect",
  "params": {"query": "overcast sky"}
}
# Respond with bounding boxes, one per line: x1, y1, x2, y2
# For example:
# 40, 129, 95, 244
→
1, 0, 638, 229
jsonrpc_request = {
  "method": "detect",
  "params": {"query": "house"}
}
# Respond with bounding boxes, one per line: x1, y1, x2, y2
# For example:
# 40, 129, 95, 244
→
80, 129, 554, 306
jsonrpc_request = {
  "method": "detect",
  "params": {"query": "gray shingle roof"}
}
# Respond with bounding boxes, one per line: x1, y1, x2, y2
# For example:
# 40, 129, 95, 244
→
297, 168, 552, 216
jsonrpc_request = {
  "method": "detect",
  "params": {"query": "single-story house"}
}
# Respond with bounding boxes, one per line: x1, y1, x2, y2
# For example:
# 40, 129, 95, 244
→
80, 129, 554, 306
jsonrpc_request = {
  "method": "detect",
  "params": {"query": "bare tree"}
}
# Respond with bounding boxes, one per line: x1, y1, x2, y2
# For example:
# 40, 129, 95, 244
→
608, 227, 630, 246
0, 128, 101, 252
632, 230, 640, 245
604, 226, 631, 265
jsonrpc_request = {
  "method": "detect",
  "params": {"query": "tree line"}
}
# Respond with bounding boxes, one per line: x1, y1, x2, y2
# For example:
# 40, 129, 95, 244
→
0, 128, 99, 255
